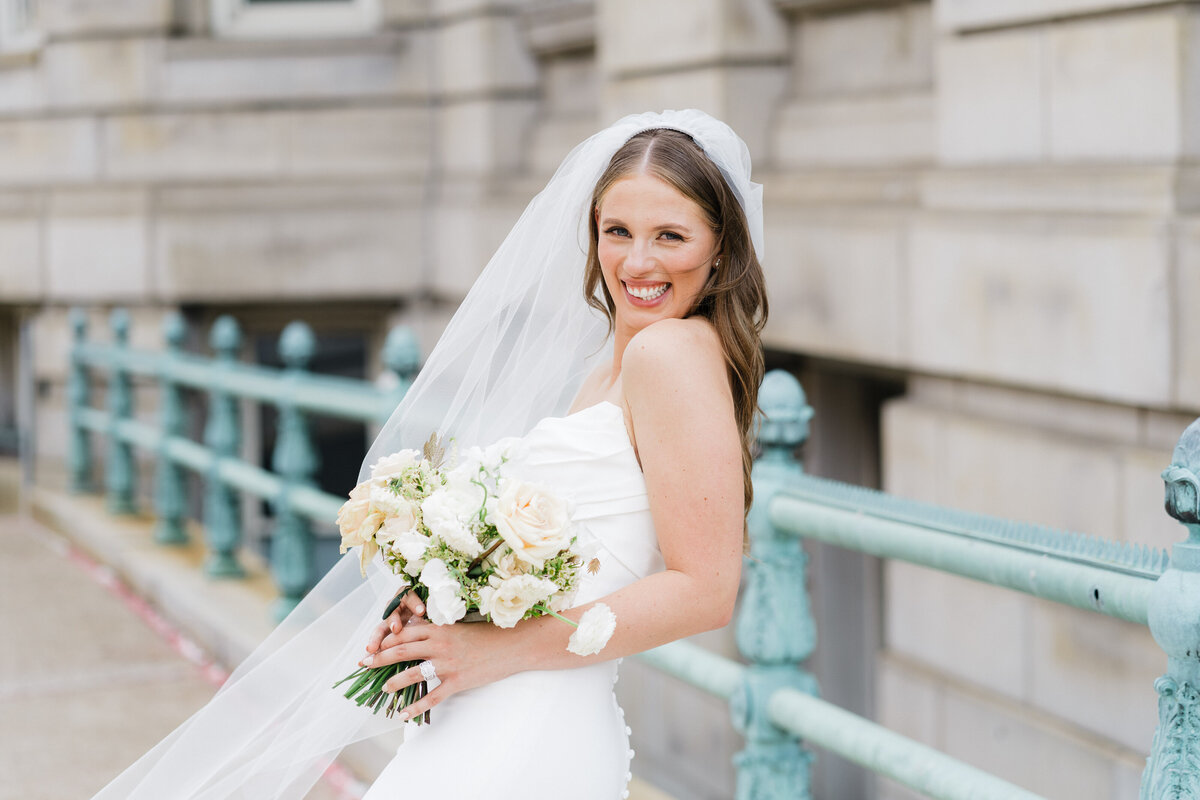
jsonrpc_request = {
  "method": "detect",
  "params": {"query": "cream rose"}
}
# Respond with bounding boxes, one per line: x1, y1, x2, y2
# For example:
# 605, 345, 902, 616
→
369, 449, 420, 480
488, 479, 572, 569
479, 574, 557, 629
338, 482, 387, 575
368, 480, 411, 518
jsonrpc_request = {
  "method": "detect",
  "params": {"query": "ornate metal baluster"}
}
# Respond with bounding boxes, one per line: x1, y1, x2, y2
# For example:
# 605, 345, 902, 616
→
270, 321, 319, 620
204, 315, 243, 577
105, 309, 136, 514
154, 312, 188, 545
67, 308, 93, 493
732, 369, 818, 800
1144, 418, 1200, 798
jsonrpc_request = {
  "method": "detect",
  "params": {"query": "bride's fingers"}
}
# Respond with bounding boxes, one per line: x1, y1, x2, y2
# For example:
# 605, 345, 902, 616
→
392, 593, 425, 634
380, 662, 427, 693
397, 682, 447, 722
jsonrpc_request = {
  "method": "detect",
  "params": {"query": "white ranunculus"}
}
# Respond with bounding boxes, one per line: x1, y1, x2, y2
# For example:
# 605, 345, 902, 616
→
419, 558, 467, 626
479, 574, 557, 629
370, 449, 420, 480
462, 437, 521, 474
488, 479, 572, 569
567, 603, 617, 656
391, 529, 432, 577
420, 473, 486, 558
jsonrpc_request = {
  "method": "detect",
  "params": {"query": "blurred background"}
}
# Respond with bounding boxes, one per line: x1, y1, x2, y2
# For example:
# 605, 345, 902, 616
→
1, 0, 1197, 798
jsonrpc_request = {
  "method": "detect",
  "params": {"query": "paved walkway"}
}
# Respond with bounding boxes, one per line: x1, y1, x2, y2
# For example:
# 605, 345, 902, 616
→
0, 511, 225, 799
0, 462, 345, 800
1, 462, 672, 800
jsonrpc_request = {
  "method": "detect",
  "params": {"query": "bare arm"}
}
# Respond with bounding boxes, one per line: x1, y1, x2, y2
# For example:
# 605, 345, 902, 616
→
363, 318, 745, 717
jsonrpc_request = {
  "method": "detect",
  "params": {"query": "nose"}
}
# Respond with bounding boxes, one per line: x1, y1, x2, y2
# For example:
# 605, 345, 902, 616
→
624, 237, 656, 276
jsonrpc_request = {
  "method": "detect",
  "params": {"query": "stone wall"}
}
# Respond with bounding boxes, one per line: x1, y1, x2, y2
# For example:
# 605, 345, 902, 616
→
4, 0, 1199, 797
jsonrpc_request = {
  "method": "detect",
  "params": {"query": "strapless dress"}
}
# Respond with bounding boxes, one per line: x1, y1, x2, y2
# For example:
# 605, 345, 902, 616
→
363, 401, 665, 800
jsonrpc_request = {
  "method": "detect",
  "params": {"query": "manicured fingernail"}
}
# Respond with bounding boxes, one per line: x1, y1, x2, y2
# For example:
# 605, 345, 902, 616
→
414, 604, 424, 614
391, 622, 400, 633
361, 656, 372, 667
399, 712, 410, 722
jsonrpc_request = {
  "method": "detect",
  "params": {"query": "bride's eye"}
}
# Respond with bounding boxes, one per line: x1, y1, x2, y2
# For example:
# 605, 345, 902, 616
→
659, 231, 683, 241
604, 226, 630, 237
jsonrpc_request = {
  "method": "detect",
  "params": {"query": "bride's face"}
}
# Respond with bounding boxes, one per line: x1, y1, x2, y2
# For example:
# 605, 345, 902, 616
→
595, 172, 719, 335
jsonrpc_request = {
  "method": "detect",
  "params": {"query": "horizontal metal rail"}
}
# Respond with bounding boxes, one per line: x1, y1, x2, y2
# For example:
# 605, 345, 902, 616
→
768, 689, 1045, 800
769, 494, 1154, 625
74, 343, 400, 423
638, 641, 1046, 800
77, 409, 344, 526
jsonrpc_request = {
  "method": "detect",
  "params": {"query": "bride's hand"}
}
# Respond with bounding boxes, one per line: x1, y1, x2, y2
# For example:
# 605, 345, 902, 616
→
363, 591, 426, 656
359, 619, 517, 721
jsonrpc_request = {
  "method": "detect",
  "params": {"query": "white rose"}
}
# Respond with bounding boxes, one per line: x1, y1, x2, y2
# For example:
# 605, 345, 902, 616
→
488, 479, 572, 569
479, 574, 557, 629
567, 603, 617, 656
419, 559, 467, 626
370, 449, 420, 480
420, 473, 486, 558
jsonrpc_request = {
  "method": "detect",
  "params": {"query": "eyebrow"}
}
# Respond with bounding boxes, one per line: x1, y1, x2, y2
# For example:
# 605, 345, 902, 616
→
599, 216, 694, 234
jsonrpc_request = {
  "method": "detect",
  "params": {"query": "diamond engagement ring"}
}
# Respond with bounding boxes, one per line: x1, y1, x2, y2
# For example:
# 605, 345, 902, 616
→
419, 660, 441, 690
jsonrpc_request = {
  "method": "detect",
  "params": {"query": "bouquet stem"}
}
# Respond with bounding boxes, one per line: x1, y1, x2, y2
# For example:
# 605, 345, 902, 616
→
332, 660, 429, 723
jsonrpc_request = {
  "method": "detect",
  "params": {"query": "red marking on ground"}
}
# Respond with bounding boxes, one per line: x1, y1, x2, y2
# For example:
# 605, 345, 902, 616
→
62, 538, 365, 800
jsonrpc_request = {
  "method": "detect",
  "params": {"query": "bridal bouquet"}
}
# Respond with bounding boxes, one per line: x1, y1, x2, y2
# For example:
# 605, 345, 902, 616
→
332, 434, 617, 721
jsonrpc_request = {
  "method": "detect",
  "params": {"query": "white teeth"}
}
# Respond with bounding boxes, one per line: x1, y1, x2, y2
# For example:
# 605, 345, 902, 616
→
625, 283, 668, 300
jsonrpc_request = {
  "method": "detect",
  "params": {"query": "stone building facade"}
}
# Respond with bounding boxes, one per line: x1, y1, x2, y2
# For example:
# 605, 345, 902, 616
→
2, 0, 1198, 798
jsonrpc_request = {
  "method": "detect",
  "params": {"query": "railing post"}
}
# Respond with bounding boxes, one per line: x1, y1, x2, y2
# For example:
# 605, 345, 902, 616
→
1144, 417, 1200, 798
154, 312, 188, 545
270, 321, 319, 620
105, 309, 136, 514
67, 308, 93, 493
732, 369, 818, 800
203, 315, 244, 578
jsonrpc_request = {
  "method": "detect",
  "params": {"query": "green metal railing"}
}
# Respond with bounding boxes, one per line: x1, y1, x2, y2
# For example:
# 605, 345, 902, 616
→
69, 309, 1200, 799
68, 308, 419, 618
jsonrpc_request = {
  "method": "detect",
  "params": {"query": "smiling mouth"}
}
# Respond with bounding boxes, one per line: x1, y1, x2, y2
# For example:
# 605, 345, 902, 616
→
623, 282, 669, 302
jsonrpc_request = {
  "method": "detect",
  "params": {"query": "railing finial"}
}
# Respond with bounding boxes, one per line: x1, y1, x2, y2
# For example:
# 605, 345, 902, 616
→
1143, 416, 1200, 798
382, 325, 420, 382
279, 321, 316, 369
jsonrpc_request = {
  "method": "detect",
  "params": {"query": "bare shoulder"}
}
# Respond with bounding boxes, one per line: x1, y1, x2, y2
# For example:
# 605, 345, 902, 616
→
623, 318, 724, 380
622, 318, 731, 416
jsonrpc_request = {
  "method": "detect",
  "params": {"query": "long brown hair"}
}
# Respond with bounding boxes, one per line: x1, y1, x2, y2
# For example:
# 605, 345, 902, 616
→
583, 128, 769, 523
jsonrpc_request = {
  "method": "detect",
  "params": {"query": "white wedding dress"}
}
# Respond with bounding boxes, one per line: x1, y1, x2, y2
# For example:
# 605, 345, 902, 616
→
362, 400, 664, 800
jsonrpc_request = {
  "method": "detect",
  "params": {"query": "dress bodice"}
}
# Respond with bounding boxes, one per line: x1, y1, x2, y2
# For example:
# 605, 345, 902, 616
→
506, 400, 665, 604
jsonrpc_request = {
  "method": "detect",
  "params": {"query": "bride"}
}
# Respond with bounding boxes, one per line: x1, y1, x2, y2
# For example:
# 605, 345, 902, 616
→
92, 109, 767, 800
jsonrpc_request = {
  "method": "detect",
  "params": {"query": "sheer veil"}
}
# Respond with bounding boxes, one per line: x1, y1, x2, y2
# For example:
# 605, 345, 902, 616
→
92, 109, 764, 800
